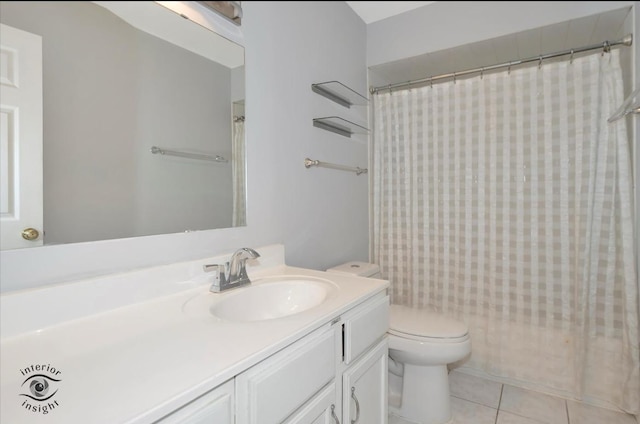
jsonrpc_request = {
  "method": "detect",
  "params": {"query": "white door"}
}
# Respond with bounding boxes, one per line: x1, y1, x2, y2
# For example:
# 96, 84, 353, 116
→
0, 23, 43, 249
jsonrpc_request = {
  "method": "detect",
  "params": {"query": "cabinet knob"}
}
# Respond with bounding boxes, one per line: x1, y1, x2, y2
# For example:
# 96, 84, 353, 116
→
21, 228, 40, 241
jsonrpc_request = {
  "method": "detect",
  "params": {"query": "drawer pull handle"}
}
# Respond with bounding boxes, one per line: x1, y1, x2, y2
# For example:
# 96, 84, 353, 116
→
331, 404, 340, 424
350, 387, 360, 424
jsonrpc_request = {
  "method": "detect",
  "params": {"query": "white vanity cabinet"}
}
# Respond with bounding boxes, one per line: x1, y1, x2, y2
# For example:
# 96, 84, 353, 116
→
155, 378, 234, 424
340, 294, 389, 424
236, 292, 389, 424
156, 291, 389, 424
0, 245, 392, 424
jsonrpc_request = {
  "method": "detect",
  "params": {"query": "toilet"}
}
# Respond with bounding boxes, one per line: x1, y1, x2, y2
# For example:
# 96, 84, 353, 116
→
326, 261, 471, 424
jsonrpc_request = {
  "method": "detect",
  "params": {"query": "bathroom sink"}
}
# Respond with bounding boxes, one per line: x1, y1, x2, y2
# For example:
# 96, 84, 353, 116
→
183, 275, 338, 322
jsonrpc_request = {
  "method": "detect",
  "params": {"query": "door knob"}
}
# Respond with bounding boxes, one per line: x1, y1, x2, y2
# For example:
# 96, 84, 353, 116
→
21, 228, 40, 241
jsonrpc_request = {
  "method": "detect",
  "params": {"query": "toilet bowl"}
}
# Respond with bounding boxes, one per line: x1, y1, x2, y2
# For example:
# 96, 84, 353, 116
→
388, 305, 471, 424
326, 261, 471, 424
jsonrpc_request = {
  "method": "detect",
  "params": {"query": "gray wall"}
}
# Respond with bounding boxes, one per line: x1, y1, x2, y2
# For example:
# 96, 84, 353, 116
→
242, 1, 369, 270
0, 1, 369, 291
0, 1, 233, 244
367, 1, 634, 67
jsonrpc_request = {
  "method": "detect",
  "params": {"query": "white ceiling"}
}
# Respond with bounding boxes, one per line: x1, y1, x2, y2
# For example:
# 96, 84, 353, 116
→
346, 1, 436, 24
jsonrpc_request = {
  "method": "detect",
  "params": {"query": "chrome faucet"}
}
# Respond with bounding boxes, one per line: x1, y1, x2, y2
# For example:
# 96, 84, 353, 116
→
204, 247, 261, 293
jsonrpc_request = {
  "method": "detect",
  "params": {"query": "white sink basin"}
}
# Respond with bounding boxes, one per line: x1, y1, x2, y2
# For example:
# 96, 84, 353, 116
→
183, 275, 338, 322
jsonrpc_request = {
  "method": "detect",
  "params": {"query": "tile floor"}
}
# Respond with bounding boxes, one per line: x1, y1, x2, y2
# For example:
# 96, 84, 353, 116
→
389, 370, 638, 424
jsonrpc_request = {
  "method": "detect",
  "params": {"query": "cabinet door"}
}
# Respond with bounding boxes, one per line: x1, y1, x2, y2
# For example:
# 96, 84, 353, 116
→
236, 325, 337, 424
156, 378, 233, 424
283, 383, 340, 424
342, 338, 388, 424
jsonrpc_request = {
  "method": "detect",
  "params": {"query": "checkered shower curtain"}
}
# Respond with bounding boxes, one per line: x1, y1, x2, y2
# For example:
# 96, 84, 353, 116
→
371, 49, 639, 413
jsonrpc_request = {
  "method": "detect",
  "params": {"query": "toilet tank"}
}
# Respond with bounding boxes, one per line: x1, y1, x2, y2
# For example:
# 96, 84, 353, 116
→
326, 261, 382, 279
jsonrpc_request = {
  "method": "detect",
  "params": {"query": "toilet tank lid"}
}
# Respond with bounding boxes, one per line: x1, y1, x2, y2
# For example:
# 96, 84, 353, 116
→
326, 261, 380, 277
390, 304, 468, 339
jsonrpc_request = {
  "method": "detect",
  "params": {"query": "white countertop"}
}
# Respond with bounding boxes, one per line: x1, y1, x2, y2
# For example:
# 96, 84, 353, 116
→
0, 245, 388, 424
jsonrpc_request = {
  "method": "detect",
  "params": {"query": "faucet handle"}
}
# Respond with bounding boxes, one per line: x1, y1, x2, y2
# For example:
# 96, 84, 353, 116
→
203, 263, 229, 292
203, 263, 223, 273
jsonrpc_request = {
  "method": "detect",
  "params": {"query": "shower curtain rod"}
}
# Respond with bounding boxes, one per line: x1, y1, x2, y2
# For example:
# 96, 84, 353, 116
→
370, 34, 633, 94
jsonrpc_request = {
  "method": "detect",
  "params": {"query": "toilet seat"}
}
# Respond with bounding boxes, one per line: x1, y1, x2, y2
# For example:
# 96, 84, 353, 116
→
389, 304, 468, 342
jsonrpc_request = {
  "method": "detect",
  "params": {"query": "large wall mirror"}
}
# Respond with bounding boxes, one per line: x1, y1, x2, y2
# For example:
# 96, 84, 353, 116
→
0, 1, 246, 250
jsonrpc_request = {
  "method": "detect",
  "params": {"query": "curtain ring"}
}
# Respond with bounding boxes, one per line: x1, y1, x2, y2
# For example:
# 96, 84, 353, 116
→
453, 72, 457, 84
602, 40, 611, 55
480, 67, 484, 79
570, 49, 574, 64
538, 56, 543, 69
430, 77, 433, 89
508, 62, 511, 75
387, 83, 392, 93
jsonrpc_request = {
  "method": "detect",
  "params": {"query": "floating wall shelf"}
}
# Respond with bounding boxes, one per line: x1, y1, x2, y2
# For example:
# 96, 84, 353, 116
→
311, 81, 368, 108
313, 117, 369, 138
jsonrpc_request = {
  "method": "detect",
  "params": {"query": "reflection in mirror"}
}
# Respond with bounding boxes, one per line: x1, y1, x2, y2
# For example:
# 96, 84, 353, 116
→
0, 1, 246, 250
232, 100, 246, 227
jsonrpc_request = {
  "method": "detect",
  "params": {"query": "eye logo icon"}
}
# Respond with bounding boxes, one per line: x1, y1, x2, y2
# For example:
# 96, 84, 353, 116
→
19, 364, 62, 415
21, 374, 59, 401
31, 378, 48, 395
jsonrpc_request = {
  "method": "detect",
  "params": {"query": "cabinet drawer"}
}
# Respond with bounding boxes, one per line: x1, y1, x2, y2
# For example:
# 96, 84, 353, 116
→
236, 325, 337, 424
344, 294, 389, 364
